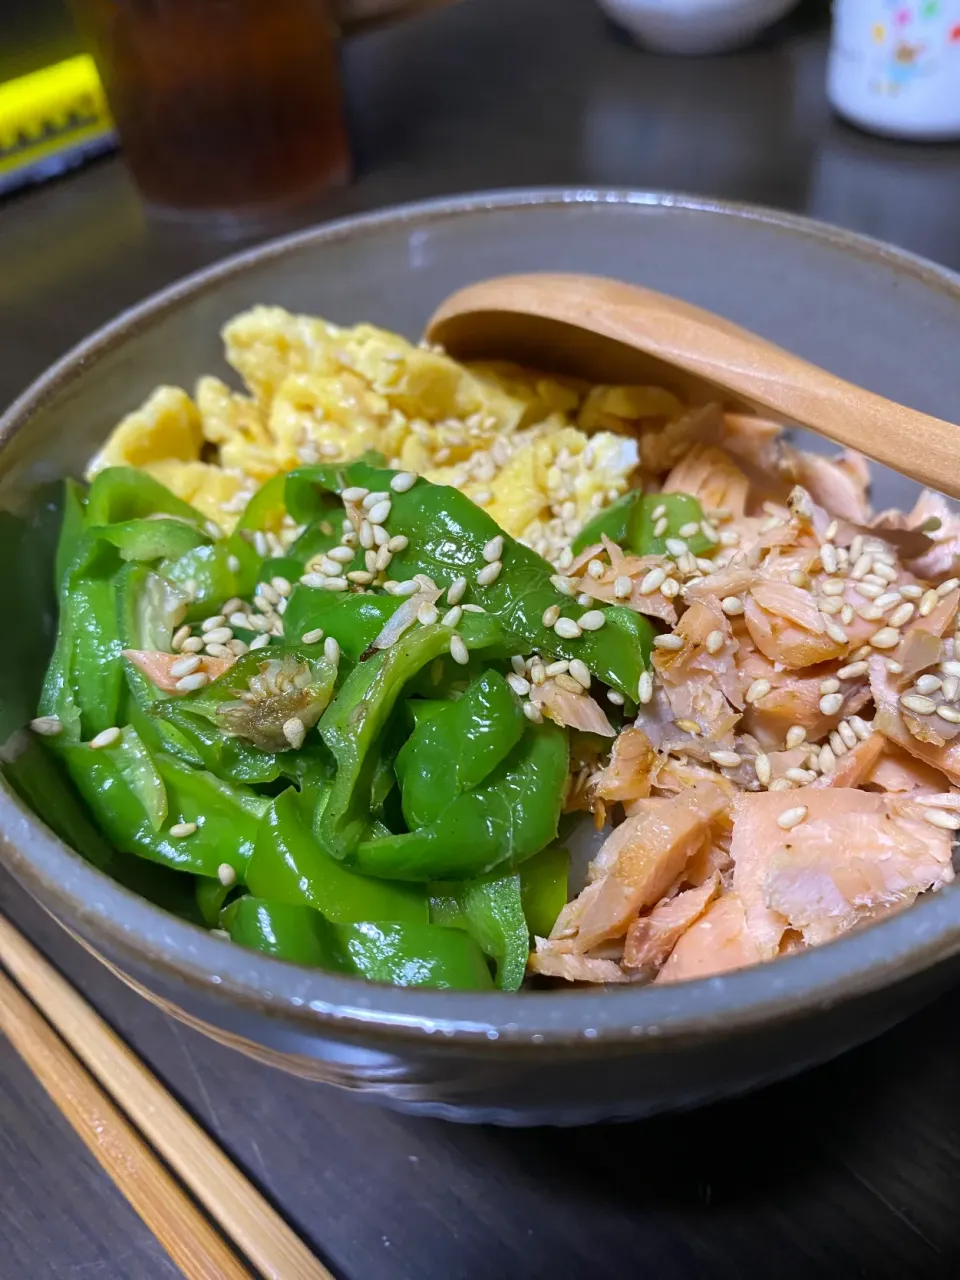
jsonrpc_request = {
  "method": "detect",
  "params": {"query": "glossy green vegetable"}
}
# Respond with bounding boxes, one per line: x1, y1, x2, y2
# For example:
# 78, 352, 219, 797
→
316, 611, 519, 863
570, 490, 637, 556
246, 788, 426, 923
519, 843, 570, 938
355, 720, 569, 881
627, 492, 712, 557
285, 460, 653, 699
84, 467, 203, 529
61, 738, 266, 877
395, 670, 526, 829
281, 589, 403, 667
430, 871, 528, 991
222, 898, 495, 989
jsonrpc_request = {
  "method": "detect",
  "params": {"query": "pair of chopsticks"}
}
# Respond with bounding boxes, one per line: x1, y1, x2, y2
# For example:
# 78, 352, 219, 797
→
0, 911, 332, 1279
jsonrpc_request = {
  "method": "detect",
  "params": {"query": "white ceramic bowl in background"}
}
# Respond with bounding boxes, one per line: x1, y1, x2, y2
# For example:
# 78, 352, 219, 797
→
598, 0, 799, 55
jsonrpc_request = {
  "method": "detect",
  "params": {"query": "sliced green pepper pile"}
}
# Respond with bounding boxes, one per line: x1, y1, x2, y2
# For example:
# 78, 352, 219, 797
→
22, 458, 657, 992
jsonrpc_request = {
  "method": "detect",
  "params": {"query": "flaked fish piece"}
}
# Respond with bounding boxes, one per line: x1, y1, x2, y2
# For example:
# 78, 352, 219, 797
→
867, 744, 948, 794
568, 780, 730, 952
662, 443, 750, 518
656, 893, 762, 984
639, 403, 723, 474
780, 446, 871, 523
589, 727, 657, 803
743, 589, 845, 669
623, 873, 721, 969
122, 648, 234, 691
870, 656, 960, 783
530, 678, 615, 737
810, 731, 885, 788
529, 938, 629, 984
653, 598, 741, 737
763, 791, 955, 946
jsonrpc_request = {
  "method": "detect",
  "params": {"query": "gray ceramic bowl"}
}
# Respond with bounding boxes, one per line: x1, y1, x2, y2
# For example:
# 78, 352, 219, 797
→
2, 190, 960, 1126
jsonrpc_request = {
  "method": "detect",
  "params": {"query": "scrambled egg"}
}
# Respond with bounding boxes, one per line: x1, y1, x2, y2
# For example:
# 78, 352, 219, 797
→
88, 306, 685, 556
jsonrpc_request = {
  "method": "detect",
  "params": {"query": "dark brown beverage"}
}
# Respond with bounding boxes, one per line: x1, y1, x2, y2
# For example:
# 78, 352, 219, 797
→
71, 0, 351, 217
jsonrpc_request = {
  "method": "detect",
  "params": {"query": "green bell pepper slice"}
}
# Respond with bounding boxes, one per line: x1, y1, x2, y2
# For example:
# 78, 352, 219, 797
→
281, 589, 404, 667
571, 490, 638, 556
519, 843, 570, 938
627, 492, 713, 557
430, 871, 528, 992
55, 478, 88, 588
286, 460, 652, 700
246, 787, 426, 923
84, 467, 204, 529
221, 897, 494, 989
316, 610, 518, 863
61, 738, 266, 877
355, 719, 569, 881
394, 670, 526, 830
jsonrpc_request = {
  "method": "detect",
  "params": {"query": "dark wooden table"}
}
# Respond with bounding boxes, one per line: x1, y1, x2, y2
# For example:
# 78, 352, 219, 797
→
3, 1, 960, 1276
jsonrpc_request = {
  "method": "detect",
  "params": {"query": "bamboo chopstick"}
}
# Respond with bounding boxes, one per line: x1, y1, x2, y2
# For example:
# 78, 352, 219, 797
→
0, 913, 331, 1280
0, 966, 248, 1279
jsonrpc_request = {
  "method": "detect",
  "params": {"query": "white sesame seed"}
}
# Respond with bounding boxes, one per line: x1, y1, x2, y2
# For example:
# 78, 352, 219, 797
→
393, 580, 419, 598
386, 535, 408, 556
922, 808, 960, 830
342, 486, 369, 503
390, 471, 417, 493
529, 659, 546, 686
821, 579, 845, 596
367, 499, 391, 526
785, 768, 815, 785
614, 575, 632, 599
777, 806, 808, 830
523, 701, 543, 723
607, 690, 625, 706
719, 530, 740, 548
820, 543, 838, 575
850, 553, 873, 580
450, 634, 469, 666
938, 578, 960, 597
171, 625, 191, 652
175, 672, 209, 693
441, 605, 463, 629
769, 779, 793, 792
170, 655, 202, 679
653, 634, 683, 651
829, 730, 847, 757
569, 659, 591, 689
665, 537, 688, 558
417, 603, 439, 627
322, 577, 349, 592
282, 716, 306, 749
874, 592, 901, 612
899, 584, 923, 599
916, 674, 943, 695
545, 660, 569, 678
819, 678, 840, 695
837, 720, 858, 750
872, 562, 897, 583
578, 610, 605, 631
249, 634, 270, 651
300, 573, 326, 589
820, 598, 843, 616
217, 862, 236, 887
575, 592, 591, 608
476, 561, 502, 587
203, 627, 233, 645
676, 521, 699, 538
785, 725, 807, 749
819, 744, 837, 774
200, 615, 225, 633
746, 678, 771, 704
554, 672, 584, 694
705, 630, 725, 655
322, 636, 340, 665
554, 617, 583, 640
754, 752, 771, 786
30, 716, 62, 736
661, 578, 680, 599
869, 627, 901, 649
848, 715, 872, 741
90, 726, 121, 749
327, 545, 355, 564
937, 704, 960, 723
824, 519, 839, 541
710, 750, 742, 768
825, 622, 848, 645
180, 636, 204, 653
942, 660, 960, 678
885, 658, 903, 674
229, 639, 248, 657
653, 516, 669, 537
482, 535, 504, 563
227, 554, 241, 574
638, 671, 654, 704
837, 661, 868, 680
944, 676, 960, 702
888, 602, 915, 628
640, 567, 666, 596
840, 604, 855, 626
542, 605, 561, 628
819, 692, 844, 715
170, 821, 198, 838
856, 605, 883, 622
721, 596, 744, 617
506, 673, 531, 696
900, 692, 936, 715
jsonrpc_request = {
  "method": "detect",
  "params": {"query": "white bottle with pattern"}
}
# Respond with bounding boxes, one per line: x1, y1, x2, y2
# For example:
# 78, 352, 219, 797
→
828, 0, 960, 138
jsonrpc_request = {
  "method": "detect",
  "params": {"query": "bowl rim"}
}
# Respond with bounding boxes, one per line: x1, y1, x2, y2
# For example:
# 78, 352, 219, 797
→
3, 185, 960, 1051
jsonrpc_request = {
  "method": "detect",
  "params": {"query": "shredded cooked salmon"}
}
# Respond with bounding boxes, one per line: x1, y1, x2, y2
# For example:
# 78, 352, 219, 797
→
529, 409, 959, 987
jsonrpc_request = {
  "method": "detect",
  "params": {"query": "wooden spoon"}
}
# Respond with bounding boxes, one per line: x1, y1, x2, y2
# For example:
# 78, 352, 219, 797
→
426, 272, 960, 499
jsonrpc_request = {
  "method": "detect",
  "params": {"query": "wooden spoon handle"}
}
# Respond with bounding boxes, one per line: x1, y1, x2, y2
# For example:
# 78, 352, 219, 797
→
427, 273, 960, 500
